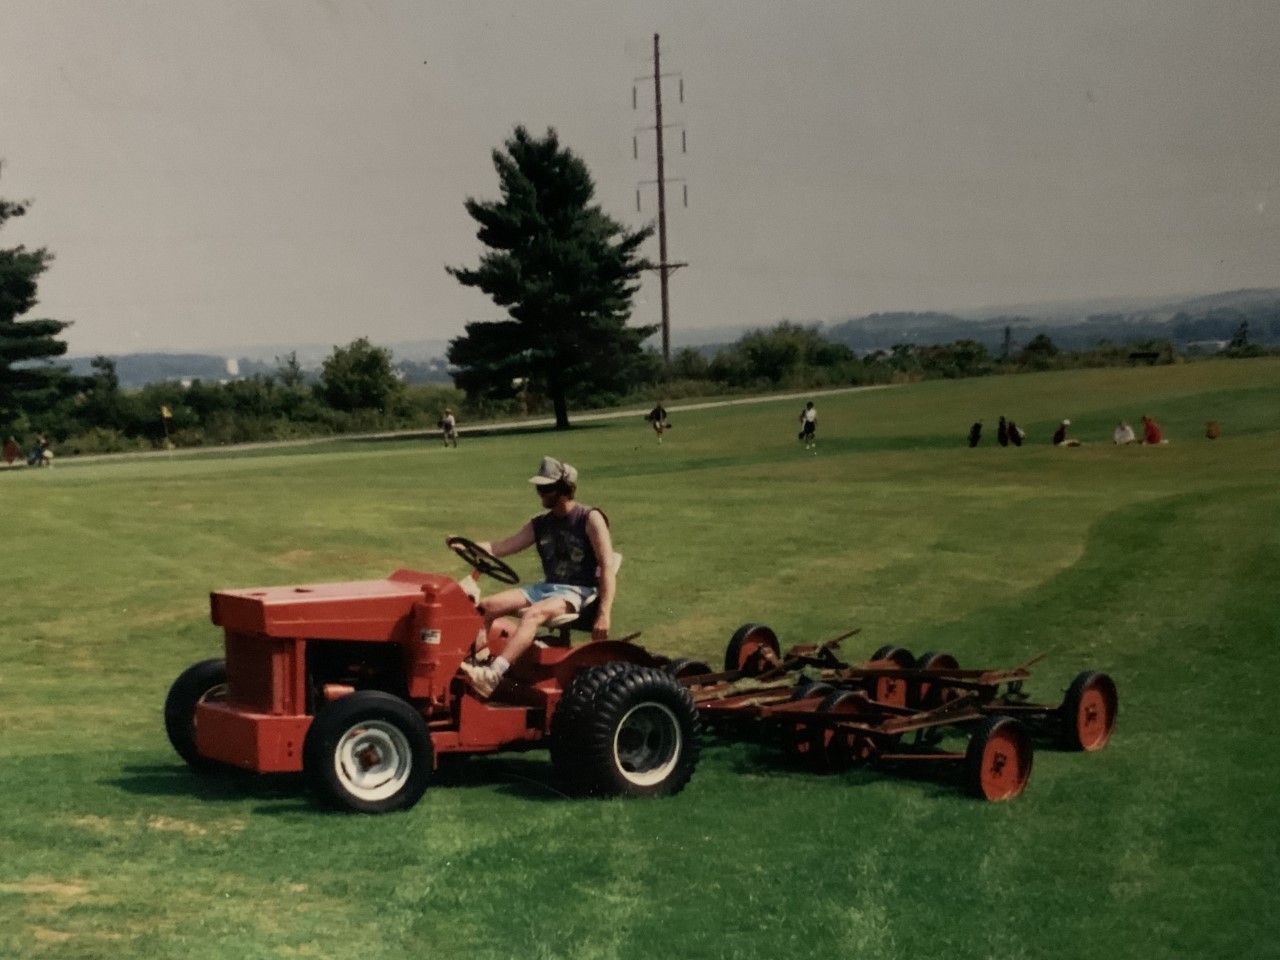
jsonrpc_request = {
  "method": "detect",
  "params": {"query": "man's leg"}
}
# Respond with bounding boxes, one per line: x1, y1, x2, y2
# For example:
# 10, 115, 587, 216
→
471, 588, 529, 655
460, 594, 571, 697
498, 596, 571, 666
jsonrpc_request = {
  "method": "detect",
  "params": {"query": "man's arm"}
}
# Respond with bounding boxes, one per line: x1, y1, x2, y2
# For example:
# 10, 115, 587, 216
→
481, 522, 535, 559
585, 511, 615, 641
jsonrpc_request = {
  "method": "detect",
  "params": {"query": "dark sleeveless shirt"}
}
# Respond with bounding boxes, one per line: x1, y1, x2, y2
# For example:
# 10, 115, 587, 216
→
531, 503, 607, 587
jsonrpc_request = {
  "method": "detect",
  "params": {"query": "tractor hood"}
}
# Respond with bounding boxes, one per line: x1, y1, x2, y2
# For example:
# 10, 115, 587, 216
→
211, 570, 457, 642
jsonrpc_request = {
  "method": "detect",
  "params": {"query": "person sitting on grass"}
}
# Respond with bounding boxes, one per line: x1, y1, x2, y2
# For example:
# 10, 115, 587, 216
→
1141, 415, 1165, 444
1007, 419, 1025, 447
452, 456, 615, 698
1052, 419, 1081, 447
1113, 420, 1137, 445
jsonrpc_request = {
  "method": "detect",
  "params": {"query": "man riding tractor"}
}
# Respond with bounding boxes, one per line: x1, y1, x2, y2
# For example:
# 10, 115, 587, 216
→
453, 456, 616, 698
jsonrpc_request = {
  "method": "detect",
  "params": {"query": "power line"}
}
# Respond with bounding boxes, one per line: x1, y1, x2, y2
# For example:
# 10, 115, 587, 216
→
633, 33, 688, 362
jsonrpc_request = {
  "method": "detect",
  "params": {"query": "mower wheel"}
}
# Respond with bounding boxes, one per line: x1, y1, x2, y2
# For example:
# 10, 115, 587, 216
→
164, 658, 228, 771
788, 680, 834, 702
724, 623, 781, 675
865, 645, 913, 706
809, 689, 870, 772
869, 644, 915, 665
912, 651, 961, 709
302, 691, 433, 814
550, 661, 636, 793
1059, 671, 1118, 752
562, 665, 701, 798
664, 658, 714, 680
964, 715, 1033, 801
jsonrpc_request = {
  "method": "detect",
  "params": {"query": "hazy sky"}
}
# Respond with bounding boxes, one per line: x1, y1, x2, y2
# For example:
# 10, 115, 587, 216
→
3, 1, 1278, 355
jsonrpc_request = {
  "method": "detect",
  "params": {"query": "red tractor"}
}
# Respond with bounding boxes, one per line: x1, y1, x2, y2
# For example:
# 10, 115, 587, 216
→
164, 539, 701, 813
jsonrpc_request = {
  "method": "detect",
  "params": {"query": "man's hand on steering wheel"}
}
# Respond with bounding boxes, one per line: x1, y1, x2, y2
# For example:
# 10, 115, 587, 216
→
444, 535, 521, 585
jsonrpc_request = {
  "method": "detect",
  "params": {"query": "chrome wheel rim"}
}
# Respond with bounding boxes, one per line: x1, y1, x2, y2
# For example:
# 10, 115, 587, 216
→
612, 702, 681, 787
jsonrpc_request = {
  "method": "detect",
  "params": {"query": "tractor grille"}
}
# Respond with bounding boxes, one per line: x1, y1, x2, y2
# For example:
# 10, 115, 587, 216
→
225, 632, 300, 714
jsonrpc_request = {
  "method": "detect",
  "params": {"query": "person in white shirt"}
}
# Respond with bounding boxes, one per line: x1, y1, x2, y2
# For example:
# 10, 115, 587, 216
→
798, 402, 817, 452
439, 408, 458, 448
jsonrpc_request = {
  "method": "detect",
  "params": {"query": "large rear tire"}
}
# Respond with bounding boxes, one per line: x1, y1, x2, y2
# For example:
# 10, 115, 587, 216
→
550, 662, 636, 794
555, 665, 701, 798
302, 691, 433, 814
164, 658, 228, 770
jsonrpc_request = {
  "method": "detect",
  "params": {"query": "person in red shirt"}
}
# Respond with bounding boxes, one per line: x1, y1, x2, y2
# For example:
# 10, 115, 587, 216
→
1141, 415, 1164, 444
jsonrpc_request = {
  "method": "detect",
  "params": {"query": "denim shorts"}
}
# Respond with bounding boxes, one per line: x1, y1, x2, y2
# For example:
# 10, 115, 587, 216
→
521, 582, 596, 611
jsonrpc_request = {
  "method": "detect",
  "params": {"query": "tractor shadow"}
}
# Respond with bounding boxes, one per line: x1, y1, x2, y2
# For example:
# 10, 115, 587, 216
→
112, 764, 311, 814
431, 754, 571, 802
112, 755, 572, 814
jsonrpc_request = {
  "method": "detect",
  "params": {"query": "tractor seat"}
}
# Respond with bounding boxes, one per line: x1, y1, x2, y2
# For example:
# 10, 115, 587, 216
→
541, 552, 622, 643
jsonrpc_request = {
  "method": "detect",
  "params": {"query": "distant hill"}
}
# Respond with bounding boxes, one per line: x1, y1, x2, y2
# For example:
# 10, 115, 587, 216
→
826, 288, 1280, 352
63, 288, 1280, 387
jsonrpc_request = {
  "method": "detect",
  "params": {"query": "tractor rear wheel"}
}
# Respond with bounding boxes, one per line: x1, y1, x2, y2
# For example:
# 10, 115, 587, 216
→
550, 661, 636, 793
303, 691, 433, 814
164, 658, 228, 771
557, 665, 701, 798
964, 715, 1033, 801
1059, 671, 1118, 752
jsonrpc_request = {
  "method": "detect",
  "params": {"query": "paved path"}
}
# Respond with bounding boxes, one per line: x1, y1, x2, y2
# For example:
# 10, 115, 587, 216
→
28, 382, 896, 468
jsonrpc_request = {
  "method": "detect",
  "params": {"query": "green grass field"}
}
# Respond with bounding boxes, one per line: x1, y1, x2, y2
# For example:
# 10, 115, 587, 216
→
2, 358, 1278, 960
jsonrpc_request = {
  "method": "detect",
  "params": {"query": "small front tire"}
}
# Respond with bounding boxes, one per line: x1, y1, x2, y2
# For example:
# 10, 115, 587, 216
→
302, 691, 433, 814
164, 658, 228, 771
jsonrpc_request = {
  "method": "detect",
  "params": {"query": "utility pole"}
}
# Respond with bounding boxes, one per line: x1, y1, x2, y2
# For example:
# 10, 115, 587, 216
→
634, 33, 687, 363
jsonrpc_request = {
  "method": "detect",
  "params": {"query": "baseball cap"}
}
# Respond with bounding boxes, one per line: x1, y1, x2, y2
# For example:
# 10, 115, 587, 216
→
529, 456, 578, 486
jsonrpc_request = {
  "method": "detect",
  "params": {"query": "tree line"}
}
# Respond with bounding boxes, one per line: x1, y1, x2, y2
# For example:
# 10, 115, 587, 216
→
2, 132, 1272, 458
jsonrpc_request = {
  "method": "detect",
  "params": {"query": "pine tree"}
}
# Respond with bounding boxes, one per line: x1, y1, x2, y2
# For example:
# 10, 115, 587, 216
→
447, 127, 655, 429
0, 177, 74, 432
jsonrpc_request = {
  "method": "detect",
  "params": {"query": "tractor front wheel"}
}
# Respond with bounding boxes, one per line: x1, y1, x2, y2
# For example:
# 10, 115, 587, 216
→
164, 658, 228, 771
302, 691, 433, 814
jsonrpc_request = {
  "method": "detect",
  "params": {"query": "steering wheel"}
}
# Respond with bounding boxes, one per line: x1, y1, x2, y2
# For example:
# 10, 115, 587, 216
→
446, 536, 521, 585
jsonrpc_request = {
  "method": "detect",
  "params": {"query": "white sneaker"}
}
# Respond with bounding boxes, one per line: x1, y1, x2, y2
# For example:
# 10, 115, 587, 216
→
459, 661, 502, 698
